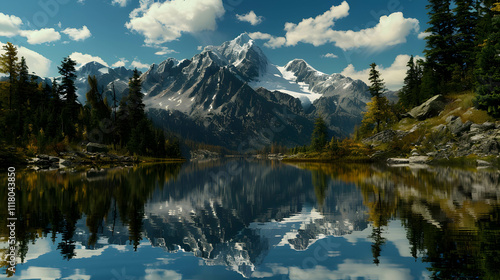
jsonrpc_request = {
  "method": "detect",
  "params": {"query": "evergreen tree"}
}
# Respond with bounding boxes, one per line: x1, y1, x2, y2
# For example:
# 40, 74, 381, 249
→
46, 78, 62, 140
85, 75, 111, 137
16, 57, 32, 140
0, 42, 19, 110
399, 56, 424, 108
424, 0, 456, 86
368, 63, 385, 98
311, 116, 328, 152
368, 63, 389, 132
475, 3, 500, 117
127, 69, 145, 125
453, 0, 479, 89
58, 57, 79, 139
116, 98, 130, 147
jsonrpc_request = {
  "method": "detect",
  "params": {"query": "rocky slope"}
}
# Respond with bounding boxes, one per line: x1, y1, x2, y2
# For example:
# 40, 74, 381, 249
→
363, 94, 500, 165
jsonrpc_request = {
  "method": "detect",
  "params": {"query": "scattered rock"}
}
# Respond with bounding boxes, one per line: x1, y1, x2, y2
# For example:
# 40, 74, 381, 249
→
387, 158, 410, 165
477, 160, 492, 167
36, 154, 50, 160
433, 124, 446, 134
190, 149, 220, 161
60, 160, 73, 167
449, 118, 472, 136
409, 156, 431, 164
86, 142, 109, 153
426, 152, 438, 157
477, 139, 499, 155
409, 95, 446, 120
445, 115, 458, 124
471, 122, 496, 133
470, 134, 485, 143
49, 156, 60, 163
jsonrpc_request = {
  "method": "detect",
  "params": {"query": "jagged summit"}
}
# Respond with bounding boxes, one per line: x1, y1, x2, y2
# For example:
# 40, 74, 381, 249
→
233, 32, 253, 46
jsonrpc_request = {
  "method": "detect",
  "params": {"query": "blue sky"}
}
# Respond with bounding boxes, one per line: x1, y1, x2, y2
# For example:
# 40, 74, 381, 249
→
0, 0, 430, 90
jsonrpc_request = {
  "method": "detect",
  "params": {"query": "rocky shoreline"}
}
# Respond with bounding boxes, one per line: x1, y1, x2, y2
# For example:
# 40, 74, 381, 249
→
28, 152, 140, 170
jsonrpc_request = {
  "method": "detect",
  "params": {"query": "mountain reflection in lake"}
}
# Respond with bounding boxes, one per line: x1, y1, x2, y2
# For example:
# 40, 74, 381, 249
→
1, 160, 499, 279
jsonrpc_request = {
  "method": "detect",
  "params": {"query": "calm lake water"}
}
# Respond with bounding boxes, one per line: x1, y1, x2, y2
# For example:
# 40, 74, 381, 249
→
1, 160, 499, 280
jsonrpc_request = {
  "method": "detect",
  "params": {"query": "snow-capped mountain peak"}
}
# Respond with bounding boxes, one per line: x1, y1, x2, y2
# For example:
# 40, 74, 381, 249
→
203, 33, 268, 80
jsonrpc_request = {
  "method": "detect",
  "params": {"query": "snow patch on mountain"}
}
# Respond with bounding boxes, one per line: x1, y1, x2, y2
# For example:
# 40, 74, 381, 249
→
98, 67, 109, 75
249, 63, 322, 108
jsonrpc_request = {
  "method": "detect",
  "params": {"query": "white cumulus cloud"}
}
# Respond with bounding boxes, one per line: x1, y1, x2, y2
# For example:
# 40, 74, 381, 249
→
328, 12, 420, 51
249, 32, 285, 49
251, 2, 419, 52
284, 1, 350, 46
126, 0, 225, 45
323, 53, 338, 58
0, 41, 52, 77
0, 12, 22, 37
131, 60, 150, 69
155, 46, 177, 56
236, 11, 263, 26
112, 58, 129, 68
20, 28, 61, 44
418, 32, 431, 40
340, 54, 424, 90
62, 26, 92, 41
69, 52, 109, 68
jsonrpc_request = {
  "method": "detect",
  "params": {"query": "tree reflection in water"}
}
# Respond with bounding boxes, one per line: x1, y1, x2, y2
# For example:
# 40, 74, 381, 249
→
0, 161, 499, 279
296, 162, 500, 279
0, 163, 182, 275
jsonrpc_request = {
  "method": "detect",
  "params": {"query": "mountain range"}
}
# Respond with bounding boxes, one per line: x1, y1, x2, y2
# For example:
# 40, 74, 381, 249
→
73, 33, 376, 150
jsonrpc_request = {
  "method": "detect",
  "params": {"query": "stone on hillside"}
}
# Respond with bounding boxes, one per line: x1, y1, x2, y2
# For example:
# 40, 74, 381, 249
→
433, 124, 446, 134
449, 118, 472, 136
471, 122, 496, 133
409, 95, 446, 120
362, 129, 397, 144
86, 142, 108, 153
477, 139, 499, 155
470, 134, 485, 143
445, 115, 458, 124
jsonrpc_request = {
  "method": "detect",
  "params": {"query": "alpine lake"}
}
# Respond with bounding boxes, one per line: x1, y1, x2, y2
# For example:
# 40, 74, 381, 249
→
1, 159, 499, 280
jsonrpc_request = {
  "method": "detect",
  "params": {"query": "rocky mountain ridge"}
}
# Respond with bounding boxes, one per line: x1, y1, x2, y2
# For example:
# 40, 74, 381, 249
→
72, 33, 375, 149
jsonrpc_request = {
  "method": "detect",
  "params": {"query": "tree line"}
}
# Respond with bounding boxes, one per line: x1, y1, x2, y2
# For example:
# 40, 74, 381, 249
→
400, 0, 500, 117
0, 42, 181, 158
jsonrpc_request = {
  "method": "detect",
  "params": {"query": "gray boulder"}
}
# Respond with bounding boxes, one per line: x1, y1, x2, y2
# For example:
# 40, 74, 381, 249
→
86, 142, 109, 153
471, 122, 496, 133
449, 118, 472, 136
387, 158, 410, 164
409, 95, 446, 120
409, 156, 431, 164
